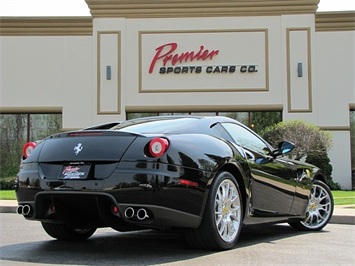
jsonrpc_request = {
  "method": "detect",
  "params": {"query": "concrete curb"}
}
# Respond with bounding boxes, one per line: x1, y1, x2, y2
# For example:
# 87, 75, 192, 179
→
330, 215, 355, 225
1, 201, 354, 225
0, 206, 17, 214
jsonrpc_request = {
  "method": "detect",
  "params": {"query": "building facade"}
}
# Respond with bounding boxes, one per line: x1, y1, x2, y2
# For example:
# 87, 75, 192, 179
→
0, 0, 354, 188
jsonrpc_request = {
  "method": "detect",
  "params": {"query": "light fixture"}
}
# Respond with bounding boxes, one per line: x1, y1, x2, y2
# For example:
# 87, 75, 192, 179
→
297, 63, 303, 77
106, 65, 111, 80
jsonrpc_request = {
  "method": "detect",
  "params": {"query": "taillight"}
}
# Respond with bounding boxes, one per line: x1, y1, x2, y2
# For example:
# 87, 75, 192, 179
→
22, 142, 37, 159
148, 138, 169, 157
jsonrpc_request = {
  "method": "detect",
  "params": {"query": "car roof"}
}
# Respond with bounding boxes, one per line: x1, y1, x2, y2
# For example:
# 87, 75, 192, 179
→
111, 115, 240, 134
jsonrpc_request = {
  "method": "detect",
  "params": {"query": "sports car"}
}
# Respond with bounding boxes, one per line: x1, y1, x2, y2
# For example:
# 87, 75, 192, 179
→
15, 116, 334, 250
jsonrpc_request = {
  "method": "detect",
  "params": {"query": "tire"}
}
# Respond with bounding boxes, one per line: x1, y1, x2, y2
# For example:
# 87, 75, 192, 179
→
185, 171, 243, 250
289, 180, 333, 231
41, 222, 96, 241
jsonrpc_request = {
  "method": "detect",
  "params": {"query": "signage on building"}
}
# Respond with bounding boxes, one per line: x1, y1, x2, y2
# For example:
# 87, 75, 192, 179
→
140, 30, 268, 92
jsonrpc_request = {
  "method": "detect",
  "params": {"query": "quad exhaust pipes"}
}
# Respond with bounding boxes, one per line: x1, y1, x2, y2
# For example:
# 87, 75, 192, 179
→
16, 204, 31, 216
124, 207, 149, 221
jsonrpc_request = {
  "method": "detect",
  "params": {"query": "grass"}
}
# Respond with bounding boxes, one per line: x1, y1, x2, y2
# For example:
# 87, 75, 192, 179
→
332, 190, 355, 206
1, 190, 354, 205
0, 190, 16, 200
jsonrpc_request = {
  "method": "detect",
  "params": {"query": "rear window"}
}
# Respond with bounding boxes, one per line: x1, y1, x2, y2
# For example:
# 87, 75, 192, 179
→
113, 117, 198, 134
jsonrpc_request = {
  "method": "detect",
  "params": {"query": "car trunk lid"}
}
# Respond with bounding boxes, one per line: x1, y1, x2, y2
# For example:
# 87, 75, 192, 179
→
38, 131, 137, 163
36, 131, 138, 181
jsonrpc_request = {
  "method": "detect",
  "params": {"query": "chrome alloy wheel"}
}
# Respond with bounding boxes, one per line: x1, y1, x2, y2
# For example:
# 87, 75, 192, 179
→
214, 179, 242, 243
301, 183, 333, 229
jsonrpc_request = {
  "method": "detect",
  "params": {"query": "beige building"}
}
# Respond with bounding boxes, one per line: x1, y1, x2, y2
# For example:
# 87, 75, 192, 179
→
0, 0, 354, 188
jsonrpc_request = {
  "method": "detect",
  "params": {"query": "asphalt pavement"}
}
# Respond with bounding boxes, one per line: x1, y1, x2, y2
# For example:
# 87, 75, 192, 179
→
1, 214, 354, 266
0, 200, 354, 225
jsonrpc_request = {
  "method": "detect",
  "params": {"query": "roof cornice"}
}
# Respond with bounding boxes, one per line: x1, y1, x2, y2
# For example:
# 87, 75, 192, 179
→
316, 11, 355, 32
85, 0, 320, 18
0, 17, 93, 36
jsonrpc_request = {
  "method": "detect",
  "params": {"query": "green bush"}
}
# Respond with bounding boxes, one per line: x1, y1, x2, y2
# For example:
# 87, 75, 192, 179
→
261, 120, 339, 189
306, 153, 341, 190
0, 177, 16, 190
261, 120, 333, 160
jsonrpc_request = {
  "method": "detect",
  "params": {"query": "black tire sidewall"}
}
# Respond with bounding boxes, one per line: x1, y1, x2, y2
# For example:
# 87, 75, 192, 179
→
41, 222, 96, 240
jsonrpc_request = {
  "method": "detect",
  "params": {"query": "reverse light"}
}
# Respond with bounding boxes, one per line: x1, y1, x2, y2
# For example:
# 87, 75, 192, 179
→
148, 138, 169, 157
22, 142, 37, 159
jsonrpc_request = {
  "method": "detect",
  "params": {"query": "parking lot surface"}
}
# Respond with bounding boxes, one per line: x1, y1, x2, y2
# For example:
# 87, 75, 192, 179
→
0, 213, 354, 265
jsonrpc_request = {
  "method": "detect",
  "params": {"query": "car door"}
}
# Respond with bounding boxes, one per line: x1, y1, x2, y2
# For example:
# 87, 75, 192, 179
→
220, 122, 297, 216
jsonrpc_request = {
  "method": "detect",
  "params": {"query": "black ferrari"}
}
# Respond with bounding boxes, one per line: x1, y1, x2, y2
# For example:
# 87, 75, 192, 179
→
15, 116, 334, 250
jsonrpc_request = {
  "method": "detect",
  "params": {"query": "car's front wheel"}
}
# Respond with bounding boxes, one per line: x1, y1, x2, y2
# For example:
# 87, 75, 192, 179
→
41, 222, 96, 240
185, 171, 243, 250
289, 180, 333, 231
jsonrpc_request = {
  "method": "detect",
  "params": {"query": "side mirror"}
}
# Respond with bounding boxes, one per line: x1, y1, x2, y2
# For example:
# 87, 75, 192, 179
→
272, 141, 295, 157
279, 141, 295, 154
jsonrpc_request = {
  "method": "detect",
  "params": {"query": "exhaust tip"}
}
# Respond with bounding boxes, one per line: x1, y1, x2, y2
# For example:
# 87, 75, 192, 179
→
16, 205, 23, 215
124, 207, 135, 219
124, 207, 150, 221
16, 204, 31, 216
136, 208, 149, 220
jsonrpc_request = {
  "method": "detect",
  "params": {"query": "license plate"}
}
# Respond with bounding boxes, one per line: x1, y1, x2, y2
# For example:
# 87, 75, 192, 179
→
59, 164, 91, 180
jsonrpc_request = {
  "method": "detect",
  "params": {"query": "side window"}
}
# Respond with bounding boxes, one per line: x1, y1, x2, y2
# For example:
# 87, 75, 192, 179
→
210, 123, 234, 142
221, 123, 270, 155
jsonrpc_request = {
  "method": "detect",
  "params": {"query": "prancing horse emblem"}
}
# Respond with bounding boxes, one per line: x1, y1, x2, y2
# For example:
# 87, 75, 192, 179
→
74, 143, 83, 155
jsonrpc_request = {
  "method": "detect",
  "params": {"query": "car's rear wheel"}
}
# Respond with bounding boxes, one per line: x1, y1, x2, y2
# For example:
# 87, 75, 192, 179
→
289, 180, 333, 231
185, 171, 243, 250
41, 222, 96, 240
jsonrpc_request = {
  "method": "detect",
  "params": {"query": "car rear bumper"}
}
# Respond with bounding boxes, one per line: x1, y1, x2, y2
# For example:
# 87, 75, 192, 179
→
17, 191, 202, 230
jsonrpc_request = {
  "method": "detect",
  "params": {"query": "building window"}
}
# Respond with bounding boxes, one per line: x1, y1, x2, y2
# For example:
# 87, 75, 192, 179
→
0, 113, 62, 178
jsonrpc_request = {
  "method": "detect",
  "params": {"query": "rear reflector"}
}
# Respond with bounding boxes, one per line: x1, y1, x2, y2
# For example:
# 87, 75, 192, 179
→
22, 142, 37, 159
148, 138, 169, 157
111, 205, 119, 215
179, 179, 199, 187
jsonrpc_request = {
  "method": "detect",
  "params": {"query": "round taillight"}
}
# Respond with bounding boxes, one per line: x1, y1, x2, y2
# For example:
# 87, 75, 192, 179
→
22, 142, 37, 159
148, 138, 169, 157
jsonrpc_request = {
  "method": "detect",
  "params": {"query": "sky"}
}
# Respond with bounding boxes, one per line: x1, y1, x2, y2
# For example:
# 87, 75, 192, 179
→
0, 0, 354, 16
